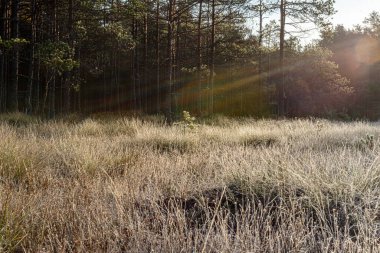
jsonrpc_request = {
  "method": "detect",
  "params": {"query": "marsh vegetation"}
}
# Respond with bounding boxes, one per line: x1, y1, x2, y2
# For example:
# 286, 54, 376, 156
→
0, 114, 379, 252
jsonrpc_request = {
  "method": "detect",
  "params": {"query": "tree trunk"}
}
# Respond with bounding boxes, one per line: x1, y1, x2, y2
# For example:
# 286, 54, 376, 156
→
114, 0, 121, 113
278, 0, 286, 117
49, 75, 56, 117
42, 71, 50, 114
258, 0, 264, 47
26, 0, 36, 114
165, 0, 175, 122
209, 0, 215, 115
102, 2, 107, 111
0, 0, 7, 112
65, 0, 74, 114
197, 0, 203, 115
76, 47, 81, 112
132, 18, 137, 110
134, 19, 142, 111
8, 0, 19, 112
50, 0, 58, 117
174, 16, 180, 114
115, 51, 121, 112
33, 58, 40, 114
144, 0, 148, 112
156, 0, 160, 113
258, 0, 263, 115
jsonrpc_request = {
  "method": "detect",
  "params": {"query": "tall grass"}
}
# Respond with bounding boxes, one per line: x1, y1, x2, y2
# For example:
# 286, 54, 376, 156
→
0, 115, 379, 252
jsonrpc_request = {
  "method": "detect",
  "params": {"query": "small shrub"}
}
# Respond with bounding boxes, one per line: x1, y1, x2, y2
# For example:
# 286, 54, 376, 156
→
174, 111, 198, 133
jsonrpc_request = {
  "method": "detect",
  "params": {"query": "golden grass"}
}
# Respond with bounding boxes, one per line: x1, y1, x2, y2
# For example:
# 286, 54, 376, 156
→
0, 115, 380, 252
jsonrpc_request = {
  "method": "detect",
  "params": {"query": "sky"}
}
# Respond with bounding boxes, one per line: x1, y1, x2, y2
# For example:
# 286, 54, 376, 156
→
248, 0, 380, 44
289, 0, 380, 43
333, 0, 380, 28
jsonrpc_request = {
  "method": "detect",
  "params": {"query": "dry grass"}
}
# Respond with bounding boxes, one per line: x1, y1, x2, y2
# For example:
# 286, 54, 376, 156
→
0, 114, 380, 252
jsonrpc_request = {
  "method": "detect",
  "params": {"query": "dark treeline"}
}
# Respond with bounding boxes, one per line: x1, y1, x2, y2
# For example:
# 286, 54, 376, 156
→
0, 0, 379, 119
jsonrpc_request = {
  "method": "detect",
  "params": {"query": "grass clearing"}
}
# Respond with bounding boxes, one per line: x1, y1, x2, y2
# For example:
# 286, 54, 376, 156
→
0, 116, 379, 252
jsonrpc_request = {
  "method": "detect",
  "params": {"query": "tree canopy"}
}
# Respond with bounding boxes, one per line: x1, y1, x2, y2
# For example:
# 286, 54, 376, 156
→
0, 0, 378, 119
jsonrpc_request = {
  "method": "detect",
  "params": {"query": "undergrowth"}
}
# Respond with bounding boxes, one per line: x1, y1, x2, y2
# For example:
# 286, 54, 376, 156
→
0, 115, 379, 252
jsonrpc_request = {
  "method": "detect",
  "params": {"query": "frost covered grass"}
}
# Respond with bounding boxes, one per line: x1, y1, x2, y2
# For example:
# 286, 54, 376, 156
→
0, 114, 380, 252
